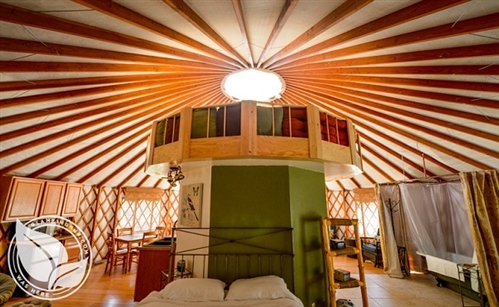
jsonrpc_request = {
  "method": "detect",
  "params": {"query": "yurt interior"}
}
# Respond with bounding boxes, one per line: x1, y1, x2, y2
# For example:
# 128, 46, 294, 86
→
0, 1, 497, 307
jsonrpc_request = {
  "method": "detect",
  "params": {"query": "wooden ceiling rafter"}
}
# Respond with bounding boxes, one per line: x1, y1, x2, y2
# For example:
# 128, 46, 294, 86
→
256, 0, 298, 68
276, 11, 499, 69
281, 65, 499, 75
358, 170, 376, 186
0, 81, 214, 141
0, 72, 218, 92
349, 177, 362, 189
0, 61, 230, 73
360, 133, 438, 178
72, 0, 242, 68
286, 74, 499, 98
288, 78, 499, 126
96, 148, 147, 187
0, 80, 218, 169
269, 0, 470, 68
0, 37, 229, 70
117, 159, 150, 188
288, 77, 499, 110
1, 76, 222, 110
262, 0, 373, 67
294, 80, 499, 144
361, 155, 396, 183
285, 84, 494, 170
0, 79, 214, 125
0, 3, 233, 68
362, 142, 417, 180
356, 129, 459, 175
284, 87, 409, 183
162, 0, 248, 67
33, 129, 150, 180
137, 174, 155, 188
231, 0, 253, 67
276, 42, 499, 70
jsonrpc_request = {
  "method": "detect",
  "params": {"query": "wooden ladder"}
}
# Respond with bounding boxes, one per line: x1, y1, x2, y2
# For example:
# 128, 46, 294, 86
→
321, 218, 369, 307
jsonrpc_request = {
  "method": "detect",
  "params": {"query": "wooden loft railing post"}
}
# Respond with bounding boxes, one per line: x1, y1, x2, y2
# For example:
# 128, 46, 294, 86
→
178, 107, 192, 162
240, 101, 257, 156
307, 104, 322, 159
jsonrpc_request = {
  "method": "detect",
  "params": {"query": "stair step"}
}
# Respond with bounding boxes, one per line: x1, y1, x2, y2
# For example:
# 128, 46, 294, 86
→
334, 277, 365, 289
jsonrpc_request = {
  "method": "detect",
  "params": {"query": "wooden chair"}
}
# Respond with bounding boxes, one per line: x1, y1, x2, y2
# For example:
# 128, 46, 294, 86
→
155, 226, 166, 238
104, 233, 128, 275
128, 231, 158, 271
116, 227, 135, 249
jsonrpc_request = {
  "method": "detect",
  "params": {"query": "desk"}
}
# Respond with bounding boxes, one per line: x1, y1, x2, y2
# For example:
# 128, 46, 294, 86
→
115, 233, 143, 267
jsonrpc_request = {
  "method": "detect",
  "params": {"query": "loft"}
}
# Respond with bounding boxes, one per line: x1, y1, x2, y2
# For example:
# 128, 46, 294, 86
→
145, 101, 363, 179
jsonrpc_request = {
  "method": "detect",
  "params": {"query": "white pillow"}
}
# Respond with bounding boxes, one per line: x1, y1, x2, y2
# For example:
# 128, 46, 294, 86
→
160, 278, 226, 301
225, 275, 294, 301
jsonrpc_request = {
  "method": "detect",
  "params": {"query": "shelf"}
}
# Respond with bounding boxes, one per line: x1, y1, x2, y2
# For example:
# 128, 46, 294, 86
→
334, 277, 364, 289
328, 247, 359, 257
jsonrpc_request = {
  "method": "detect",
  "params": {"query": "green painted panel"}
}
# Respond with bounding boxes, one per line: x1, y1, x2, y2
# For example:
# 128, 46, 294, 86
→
289, 167, 328, 307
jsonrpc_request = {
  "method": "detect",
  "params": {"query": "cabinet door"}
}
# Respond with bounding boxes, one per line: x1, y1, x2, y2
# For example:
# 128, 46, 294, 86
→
40, 181, 66, 216
62, 183, 82, 217
3, 178, 44, 221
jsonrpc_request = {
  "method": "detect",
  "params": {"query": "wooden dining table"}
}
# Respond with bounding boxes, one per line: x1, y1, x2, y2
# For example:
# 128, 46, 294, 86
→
115, 233, 143, 270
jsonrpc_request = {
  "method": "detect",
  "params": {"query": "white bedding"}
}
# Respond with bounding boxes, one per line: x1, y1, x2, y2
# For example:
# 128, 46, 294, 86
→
136, 276, 304, 307
136, 291, 304, 307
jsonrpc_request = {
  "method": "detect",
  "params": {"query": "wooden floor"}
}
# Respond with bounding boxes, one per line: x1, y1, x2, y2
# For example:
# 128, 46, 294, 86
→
4, 256, 475, 307
5, 261, 137, 307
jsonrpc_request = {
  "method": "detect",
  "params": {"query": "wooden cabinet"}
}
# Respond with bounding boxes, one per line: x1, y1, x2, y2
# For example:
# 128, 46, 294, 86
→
0, 176, 45, 221
62, 183, 82, 216
134, 245, 173, 301
40, 181, 67, 216
0, 176, 83, 222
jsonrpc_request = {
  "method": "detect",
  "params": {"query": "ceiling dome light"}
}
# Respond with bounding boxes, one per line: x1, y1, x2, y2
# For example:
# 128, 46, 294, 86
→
222, 68, 285, 102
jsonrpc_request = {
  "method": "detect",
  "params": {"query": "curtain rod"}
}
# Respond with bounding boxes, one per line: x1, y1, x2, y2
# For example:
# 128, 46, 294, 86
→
377, 172, 461, 187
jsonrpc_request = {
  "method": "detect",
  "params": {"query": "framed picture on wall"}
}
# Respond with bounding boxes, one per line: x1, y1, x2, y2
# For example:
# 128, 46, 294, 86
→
179, 183, 203, 227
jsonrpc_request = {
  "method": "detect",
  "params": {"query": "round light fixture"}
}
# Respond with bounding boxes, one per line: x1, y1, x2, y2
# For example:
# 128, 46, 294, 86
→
222, 68, 285, 102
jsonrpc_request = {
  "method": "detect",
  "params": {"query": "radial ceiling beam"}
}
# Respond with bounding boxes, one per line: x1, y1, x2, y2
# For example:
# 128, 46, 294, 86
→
0, 73, 213, 92
118, 161, 150, 188
291, 83, 499, 158
0, 77, 218, 109
0, 38, 229, 71
0, 81, 218, 141
163, 0, 248, 67
0, 3, 231, 68
256, 0, 298, 68
287, 77, 499, 125
311, 78, 499, 110
231, 0, 254, 67
97, 148, 146, 187
270, 0, 469, 68
362, 142, 416, 180
0, 61, 229, 73
263, 0, 373, 67
71, 0, 241, 68
360, 133, 438, 178
278, 12, 499, 68
285, 84, 495, 170
0, 79, 217, 160
0, 80, 212, 126
285, 74, 499, 96
276, 43, 499, 70
36, 129, 149, 179
359, 156, 395, 183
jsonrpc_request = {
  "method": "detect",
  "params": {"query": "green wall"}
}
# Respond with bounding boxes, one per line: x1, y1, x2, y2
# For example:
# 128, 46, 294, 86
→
210, 165, 327, 306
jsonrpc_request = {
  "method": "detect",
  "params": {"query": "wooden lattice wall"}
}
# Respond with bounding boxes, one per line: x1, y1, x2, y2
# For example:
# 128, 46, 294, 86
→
0, 185, 179, 271
326, 188, 378, 239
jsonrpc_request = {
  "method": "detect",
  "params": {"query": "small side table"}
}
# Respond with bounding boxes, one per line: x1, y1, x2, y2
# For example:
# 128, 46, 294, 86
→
161, 269, 192, 288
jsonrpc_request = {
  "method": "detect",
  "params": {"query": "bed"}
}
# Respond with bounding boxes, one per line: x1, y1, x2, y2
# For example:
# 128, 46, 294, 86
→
135, 226, 302, 307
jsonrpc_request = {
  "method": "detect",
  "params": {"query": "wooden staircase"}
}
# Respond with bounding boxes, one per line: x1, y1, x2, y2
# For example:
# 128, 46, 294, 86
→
321, 218, 369, 307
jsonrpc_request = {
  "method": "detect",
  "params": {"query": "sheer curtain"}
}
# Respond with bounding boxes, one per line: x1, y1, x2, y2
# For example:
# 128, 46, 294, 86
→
400, 182, 474, 272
